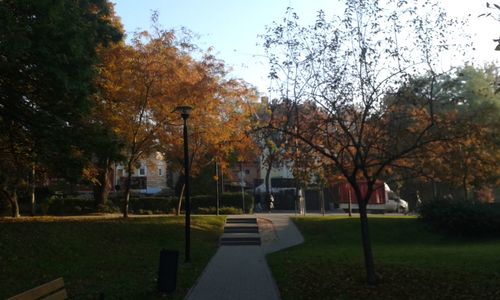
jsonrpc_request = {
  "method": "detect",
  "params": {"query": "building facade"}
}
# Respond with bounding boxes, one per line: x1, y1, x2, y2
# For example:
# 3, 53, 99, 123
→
114, 152, 167, 194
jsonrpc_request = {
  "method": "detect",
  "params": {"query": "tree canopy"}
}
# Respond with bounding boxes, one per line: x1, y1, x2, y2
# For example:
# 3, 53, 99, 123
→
262, 0, 469, 284
0, 0, 122, 216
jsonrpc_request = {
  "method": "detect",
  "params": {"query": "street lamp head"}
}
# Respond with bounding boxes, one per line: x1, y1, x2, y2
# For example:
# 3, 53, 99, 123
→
494, 38, 500, 51
174, 105, 193, 119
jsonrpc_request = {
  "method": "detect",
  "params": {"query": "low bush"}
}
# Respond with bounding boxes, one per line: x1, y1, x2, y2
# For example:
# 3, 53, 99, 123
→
196, 206, 243, 215
35, 193, 253, 215
128, 197, 177, 213
46, 197, 94, 215
222, 192, 253, 211
418, 198, 500, 236
190, 193, 254, 213
96, 203, 121, 214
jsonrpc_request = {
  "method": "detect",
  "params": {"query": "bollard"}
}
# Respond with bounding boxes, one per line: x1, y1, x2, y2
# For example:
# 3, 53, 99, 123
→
158, 249, 179, 293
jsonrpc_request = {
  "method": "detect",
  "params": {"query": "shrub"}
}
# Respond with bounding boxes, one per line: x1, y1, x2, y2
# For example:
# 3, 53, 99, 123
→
191, 195, 216, 210
418, 198, 500, 236
41, 197, 122, 215
127, 197, 177, 214
190, 193, 253, 213
196, 206, 243, 215
46, 197, 94, 215
220, 206, 243, 215
96, 203, 121, 214
221, 192, 254, 213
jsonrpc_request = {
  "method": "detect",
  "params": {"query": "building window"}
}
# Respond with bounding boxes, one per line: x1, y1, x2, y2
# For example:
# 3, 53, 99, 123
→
139, 167, 146, 176
158, 168, 162, 176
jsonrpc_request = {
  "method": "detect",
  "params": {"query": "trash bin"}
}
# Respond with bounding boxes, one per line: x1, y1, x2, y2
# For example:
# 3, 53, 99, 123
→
158, 249, 179, 293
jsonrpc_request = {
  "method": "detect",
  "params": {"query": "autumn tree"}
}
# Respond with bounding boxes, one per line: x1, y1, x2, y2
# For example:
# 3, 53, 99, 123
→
77, 6, 127, 211
397, 66, 500, 200
0, 0, 122, 217
160, 61, 259, 214
98, 15, 258, 217
263, 0, 467, 284
96, 26, 192, 217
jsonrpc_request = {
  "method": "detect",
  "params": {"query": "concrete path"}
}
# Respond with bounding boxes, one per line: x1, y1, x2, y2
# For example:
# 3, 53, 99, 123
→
185, 214, 304, 300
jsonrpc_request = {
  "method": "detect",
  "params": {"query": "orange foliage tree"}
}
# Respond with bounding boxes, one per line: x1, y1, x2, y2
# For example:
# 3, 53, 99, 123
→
395, 66, 500, 201
97, 16, 258, 217
161, 73, 258, 214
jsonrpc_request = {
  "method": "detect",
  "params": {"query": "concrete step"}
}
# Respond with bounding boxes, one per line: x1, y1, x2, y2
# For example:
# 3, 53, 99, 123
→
220, 240, 261, 246
219, 233, 261, 246
224, 225, 259, 233
226, 218, 257, 224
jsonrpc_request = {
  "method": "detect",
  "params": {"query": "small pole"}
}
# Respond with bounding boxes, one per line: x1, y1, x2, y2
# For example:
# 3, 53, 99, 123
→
240, 161, 245, 213
174, 105, 192, 263
215, 159, 220, 216
182, 115, 190, 263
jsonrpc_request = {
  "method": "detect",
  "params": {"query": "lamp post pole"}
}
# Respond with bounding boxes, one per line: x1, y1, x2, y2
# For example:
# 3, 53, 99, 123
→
175, 106, 192, 263
239, 161, 245, 213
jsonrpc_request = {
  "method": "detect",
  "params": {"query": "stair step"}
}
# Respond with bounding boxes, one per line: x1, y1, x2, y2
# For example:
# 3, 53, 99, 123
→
226, 218, 257, 224
219, 233, 261, 246
224, 226, 259, 233
220, 240, 261, 246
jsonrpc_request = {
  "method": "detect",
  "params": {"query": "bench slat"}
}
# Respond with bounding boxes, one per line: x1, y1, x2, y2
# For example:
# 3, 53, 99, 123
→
7, 278, 65, 300
41, 289, 67, 300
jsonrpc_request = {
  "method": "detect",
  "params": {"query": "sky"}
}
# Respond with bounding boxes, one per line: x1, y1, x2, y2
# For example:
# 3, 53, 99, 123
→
112, 0, 500, 95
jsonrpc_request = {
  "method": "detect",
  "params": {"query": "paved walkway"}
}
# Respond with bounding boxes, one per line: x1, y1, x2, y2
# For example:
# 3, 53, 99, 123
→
185, 214, 304, 300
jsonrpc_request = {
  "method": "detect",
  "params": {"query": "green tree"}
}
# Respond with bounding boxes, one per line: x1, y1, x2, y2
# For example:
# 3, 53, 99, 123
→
398, 66, 500, 200
0, 0, 122, 216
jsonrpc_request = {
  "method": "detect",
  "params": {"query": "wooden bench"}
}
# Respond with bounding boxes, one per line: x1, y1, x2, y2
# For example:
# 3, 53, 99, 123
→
7, 278, 67, 300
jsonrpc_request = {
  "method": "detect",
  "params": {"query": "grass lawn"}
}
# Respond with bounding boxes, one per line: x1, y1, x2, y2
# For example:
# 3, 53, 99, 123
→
0, 215, 225, 299
268, 216, 500, 300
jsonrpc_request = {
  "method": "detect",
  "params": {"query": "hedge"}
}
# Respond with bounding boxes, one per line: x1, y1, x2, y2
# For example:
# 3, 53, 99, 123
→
197, 206, 243, 215
13, 192, 253, 216
418, 198, 500, 236
191, 192, 254, 213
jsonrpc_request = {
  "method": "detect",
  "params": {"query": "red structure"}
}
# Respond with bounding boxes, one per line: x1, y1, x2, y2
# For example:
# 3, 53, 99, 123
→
334, 181, 386, 205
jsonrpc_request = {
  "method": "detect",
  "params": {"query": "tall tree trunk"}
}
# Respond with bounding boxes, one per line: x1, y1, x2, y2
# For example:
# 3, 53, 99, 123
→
93, 158, 112, 211
265, 164, 272, 211
348, 189, 352, 217
351, 182, 377, 285
30, 163, 36, 216
300, 185, 307, 216
123, 160, 133, 218
320, 184, 325, 216
358, 200, 377, 285
463, 164, 469, 200
463, 177, 468, 201
5, 189, 20, 218
432, 179, 437, 199
220, 171, 224, 193
177, 183, 185, 216
1, 183, 20, 218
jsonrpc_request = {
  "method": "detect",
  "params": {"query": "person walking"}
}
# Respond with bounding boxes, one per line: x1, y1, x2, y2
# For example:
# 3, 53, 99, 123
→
269, 193, 275, 212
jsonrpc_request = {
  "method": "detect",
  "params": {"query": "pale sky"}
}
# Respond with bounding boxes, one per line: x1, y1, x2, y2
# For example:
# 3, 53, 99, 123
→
113, 0, 500, 95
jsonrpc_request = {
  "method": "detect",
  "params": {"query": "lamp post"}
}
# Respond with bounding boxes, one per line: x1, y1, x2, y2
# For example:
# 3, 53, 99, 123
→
239, 161, 245, 213
175, 105, 192, 263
